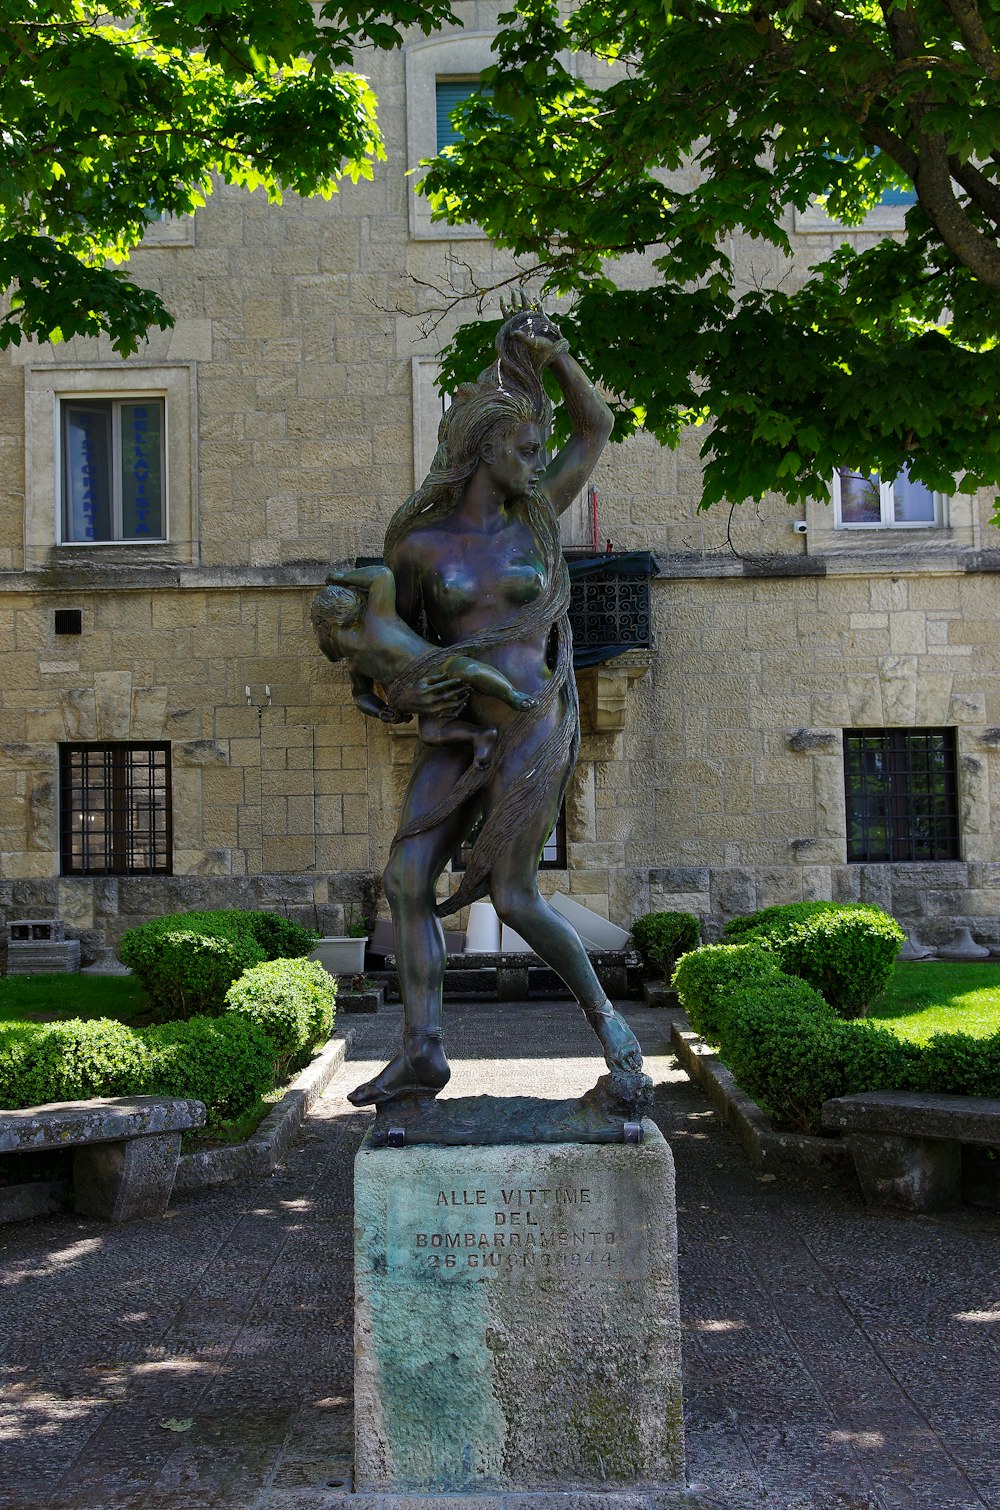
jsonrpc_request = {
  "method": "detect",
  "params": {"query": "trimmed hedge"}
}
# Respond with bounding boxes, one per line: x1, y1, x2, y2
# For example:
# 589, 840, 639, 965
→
720, 981, 923, 1134
674, 930, 1000, 1133
722, 901, 904, 1018
776, 907, 904, 1019
117, 908, 317, 1020
144, 1015, 275, 1119
631, 911, 700, 980
671, 943, 786, 1042
0, 931, 331, 1122
0, 1018, 152, 1109
226, 958, 336, 1075
0, 1014, 274, 1124
239, 912, 318, 961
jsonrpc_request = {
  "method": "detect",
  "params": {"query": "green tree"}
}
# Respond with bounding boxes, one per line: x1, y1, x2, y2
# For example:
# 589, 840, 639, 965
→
1, 0, 454, 354
422, 0, 1000, 514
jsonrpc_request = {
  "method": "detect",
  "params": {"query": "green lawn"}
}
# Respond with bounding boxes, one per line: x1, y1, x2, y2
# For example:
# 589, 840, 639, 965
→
869, 961, 1000, 1042
0, 972, 150, 1025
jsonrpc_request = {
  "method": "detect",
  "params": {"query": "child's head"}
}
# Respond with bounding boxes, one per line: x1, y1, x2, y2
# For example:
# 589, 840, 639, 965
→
311, 584, 365, 663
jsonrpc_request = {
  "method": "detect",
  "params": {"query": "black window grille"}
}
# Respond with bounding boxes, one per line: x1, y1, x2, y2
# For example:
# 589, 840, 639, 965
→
567, 552, 656, 668
59, 743, 172, 875
843, 729, 960, 863
452, 803, 567, 872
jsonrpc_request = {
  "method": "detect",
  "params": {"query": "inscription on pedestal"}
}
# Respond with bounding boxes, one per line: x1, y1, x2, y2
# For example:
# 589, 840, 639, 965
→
387, 1176, 651, 1282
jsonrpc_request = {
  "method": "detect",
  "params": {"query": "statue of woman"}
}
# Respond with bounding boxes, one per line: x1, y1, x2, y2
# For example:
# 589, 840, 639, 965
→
348, 301, 643, 1107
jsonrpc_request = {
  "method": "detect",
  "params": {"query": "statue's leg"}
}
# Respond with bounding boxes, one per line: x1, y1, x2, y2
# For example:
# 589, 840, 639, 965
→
485, 711, 643, 1076
348, 743, 480, 1108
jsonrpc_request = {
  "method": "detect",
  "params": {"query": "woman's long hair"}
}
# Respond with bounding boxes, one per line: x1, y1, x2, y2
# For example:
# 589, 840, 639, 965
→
384, 324, 553, 562
382, 317, 580, 918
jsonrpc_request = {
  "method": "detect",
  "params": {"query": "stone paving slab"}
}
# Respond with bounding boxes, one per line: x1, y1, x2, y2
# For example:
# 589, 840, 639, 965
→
0, 999, 998, 1510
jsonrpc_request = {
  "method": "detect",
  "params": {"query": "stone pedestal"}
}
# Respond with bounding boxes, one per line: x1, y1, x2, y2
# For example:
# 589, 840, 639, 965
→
354, 1125, 684, 1495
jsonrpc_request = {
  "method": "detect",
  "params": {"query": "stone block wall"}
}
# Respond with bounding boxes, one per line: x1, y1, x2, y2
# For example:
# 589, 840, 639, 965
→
3, 4, 1000, 956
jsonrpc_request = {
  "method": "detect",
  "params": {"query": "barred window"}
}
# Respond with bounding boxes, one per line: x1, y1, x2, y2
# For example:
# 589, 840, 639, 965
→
59, 743, 172, 875
844, 729, 959, 863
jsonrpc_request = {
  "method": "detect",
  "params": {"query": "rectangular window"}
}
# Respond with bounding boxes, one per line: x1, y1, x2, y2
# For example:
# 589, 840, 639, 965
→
833, 465, 943, 529
452, 804, 567, 872
435, 77, 487, 152
59, 743, 172, 875
844, 729, 959, 863
61, 397, 165, 542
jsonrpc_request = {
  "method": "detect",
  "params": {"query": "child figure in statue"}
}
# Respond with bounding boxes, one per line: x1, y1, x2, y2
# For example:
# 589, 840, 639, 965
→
312, 564, 538, 769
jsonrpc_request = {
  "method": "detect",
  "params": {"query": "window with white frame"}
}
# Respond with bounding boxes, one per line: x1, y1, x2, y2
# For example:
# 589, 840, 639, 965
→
22, 363, 195, 568
404, 34, 502, 240
832, 465, 946, 530
60, 395, 166, 543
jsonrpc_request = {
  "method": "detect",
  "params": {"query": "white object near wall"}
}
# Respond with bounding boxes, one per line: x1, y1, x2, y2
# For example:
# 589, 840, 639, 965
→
500, 923, 533, 953
309, 937, 367, 976
464, 900, 501, 953
551, 892, 630, 950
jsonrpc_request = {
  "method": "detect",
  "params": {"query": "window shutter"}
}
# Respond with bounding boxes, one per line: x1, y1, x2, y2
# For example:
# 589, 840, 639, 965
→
435, 79, 479, 152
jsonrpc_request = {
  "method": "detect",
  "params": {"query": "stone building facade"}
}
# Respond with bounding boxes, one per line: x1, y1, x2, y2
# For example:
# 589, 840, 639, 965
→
2, 2, 999, 959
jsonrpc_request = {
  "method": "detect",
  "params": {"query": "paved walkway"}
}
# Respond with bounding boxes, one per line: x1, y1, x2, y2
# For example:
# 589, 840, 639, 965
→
1, 1000, 998, 1510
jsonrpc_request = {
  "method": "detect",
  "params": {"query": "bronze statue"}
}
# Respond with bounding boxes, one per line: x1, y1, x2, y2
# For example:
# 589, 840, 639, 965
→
320, 298, 644, 1109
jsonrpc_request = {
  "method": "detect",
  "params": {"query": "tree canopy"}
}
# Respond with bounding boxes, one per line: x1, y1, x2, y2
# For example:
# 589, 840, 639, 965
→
0, 0, 454, 354
421, 0, 1000, 513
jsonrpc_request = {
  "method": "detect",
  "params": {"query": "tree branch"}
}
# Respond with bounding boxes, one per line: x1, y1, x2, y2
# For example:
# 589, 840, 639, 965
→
915, 133, 1000, 289
942, 0, 1000, 78
948, 156, 1000, 229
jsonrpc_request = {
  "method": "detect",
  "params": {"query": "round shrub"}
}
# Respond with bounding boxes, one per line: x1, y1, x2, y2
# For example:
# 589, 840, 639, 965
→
774, 907, 904, 1019
0, 1018, 153, 1109
118, 910, 266, 1019
721, 901, 847, 944
144, 1015, 275, 1120
225, 957, 336, 1074
721, 902, 904, 1019
671, 943, 786, 1042
631, 911, 701, 979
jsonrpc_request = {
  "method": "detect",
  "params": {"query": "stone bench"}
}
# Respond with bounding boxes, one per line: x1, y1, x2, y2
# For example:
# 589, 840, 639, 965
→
0, 1096, 206, 1222
821, 1091, 1000, 1212
380, 949, 635, 1002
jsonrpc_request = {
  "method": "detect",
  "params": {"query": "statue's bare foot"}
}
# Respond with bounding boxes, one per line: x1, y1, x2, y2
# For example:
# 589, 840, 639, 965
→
347, 1032, 451, 1107
583, 1000, 644, 1074
473, 728, 498, 769
512, 691, 539, 711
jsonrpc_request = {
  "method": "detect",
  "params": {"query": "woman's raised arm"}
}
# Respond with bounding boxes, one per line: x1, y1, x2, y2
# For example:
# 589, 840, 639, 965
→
501, 303, 613, 517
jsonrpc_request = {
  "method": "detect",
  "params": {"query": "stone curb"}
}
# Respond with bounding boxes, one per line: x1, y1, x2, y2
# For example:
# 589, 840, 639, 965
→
173, 1028, 356, 1193
666, 1008, 857, 1187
